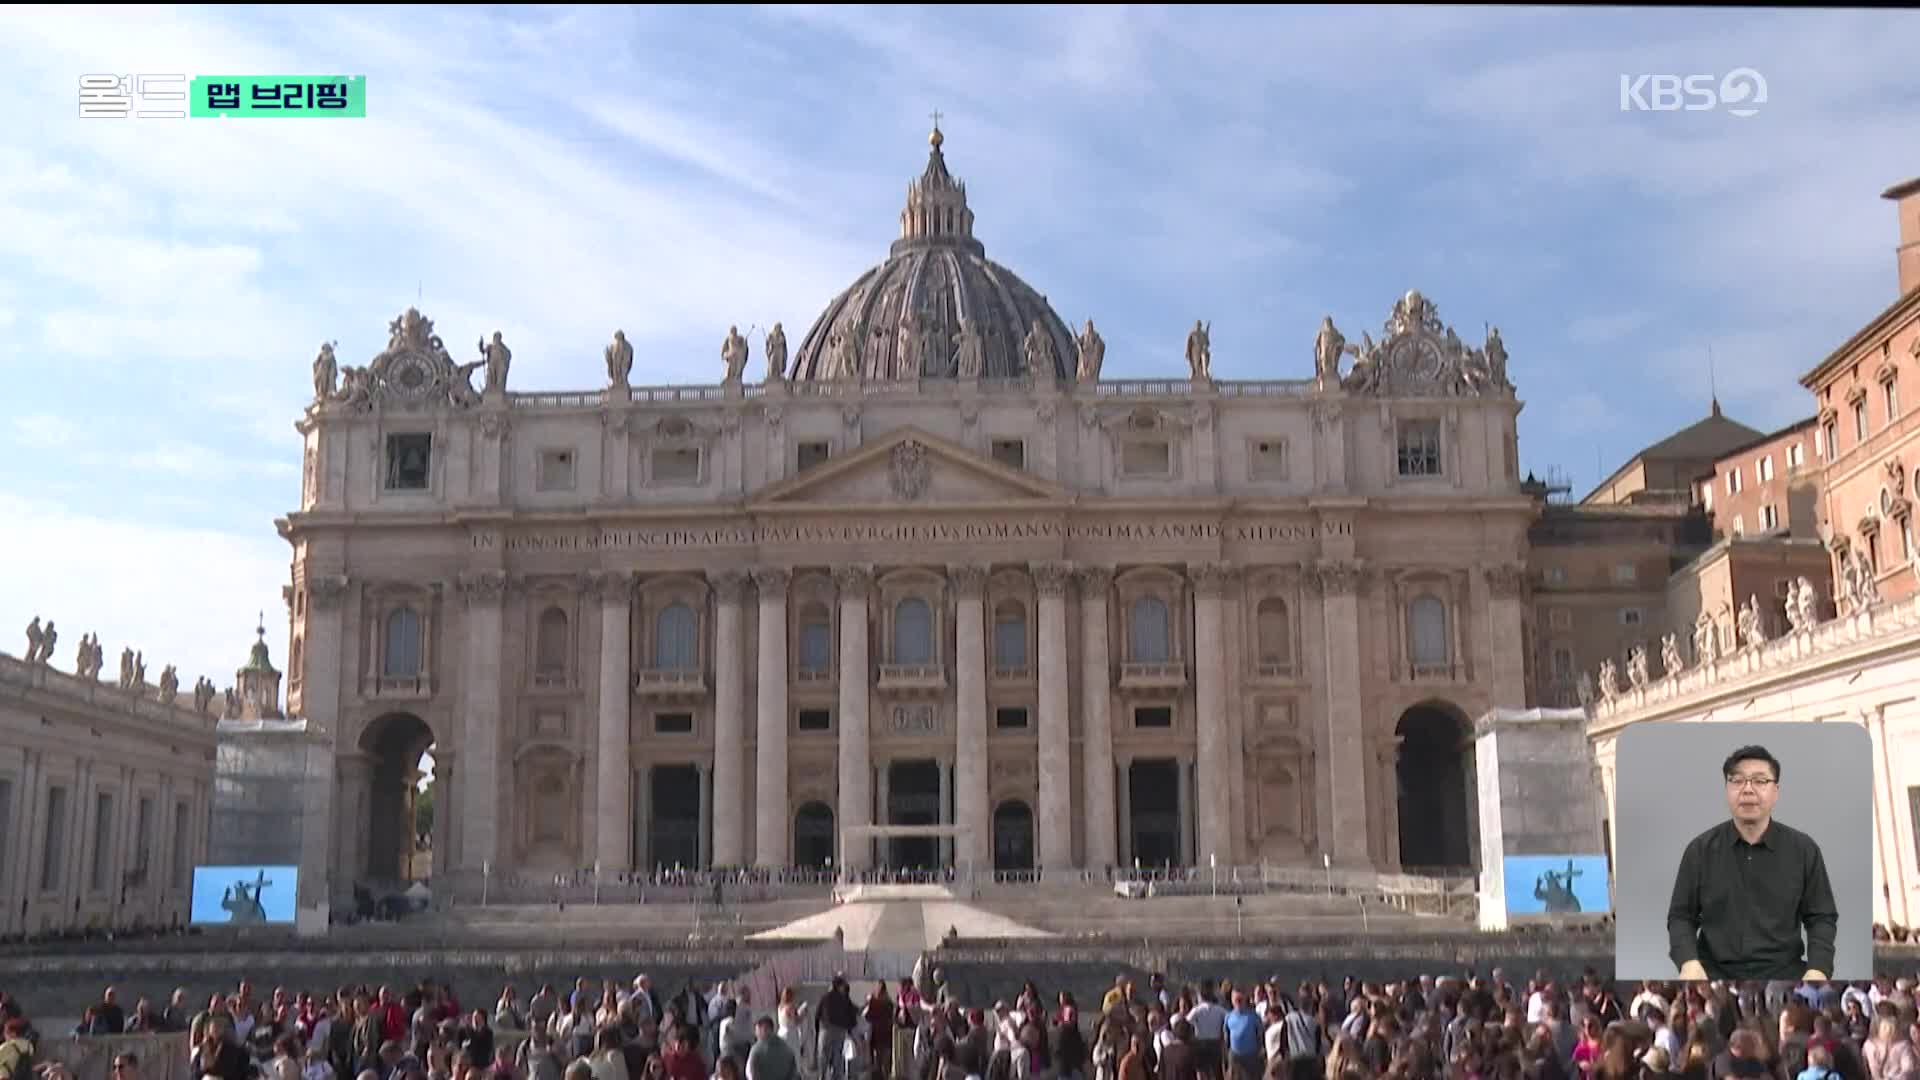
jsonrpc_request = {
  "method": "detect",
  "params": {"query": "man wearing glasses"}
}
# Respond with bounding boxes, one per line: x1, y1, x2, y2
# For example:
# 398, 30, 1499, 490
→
1666, 745, 1839, 980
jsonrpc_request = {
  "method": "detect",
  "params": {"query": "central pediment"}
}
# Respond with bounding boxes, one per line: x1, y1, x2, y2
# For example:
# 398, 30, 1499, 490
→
750, 427, 1071, 508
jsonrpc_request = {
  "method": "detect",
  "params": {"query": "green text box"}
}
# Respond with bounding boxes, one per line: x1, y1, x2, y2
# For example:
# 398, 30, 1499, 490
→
190, 76, 366, 117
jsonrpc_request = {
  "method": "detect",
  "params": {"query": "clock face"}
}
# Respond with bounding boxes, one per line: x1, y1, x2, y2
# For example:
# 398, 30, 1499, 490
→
1388, 335, 1444, 384
389, 352, 437, 399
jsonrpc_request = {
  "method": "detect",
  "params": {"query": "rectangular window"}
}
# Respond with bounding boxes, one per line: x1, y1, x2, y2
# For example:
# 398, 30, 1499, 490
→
990, 439, 1025, 471
1701, 483, 1713, 511
1619, 608, 1643, 626
1758, 455, 1774, 483
1727, 469, 1742, 495
90, 792, 114, 893
384, 433, 432, 490
1888, 380, 1900, 421
1787, 443, 1804, 469
1869, 531, 1881, 573
1822, 421, 1837, 459
798, 619, 833, 676
135, 796, 154, 874
1134, 706, 1173, 729
1550, 647, 1573, 680
1544, 567, 1568, 587
1549, 608, 1572, 631
1855, 400, 1869, 442
1904, 521, 1915, 562
41, 786, 68, 892
1250, 438, 1288, 481
536, 448, 575, 492
1761, 504, 1779, 531
654, 712, 694, 735
652, 446, 702, 485
1120, 440, 1172, 478
1733, 515, 1745, 536
994, 706, 1029, 731
1395, 419, 1442, 477
172, 800, 191, 890
796, 441, 831, 471
1612, 563, 1637, 585
797, 709, 832, 732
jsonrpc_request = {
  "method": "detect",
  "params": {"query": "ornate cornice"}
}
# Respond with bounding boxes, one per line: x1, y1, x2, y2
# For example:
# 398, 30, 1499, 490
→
307, 575, 350, 611
1484, 563, 1526, 596
1308, 561, 1364, 596
1031, 561, 1074, 597
709, 570, 750, 605
833, 565, 874, 598
1188, 563, 1239, 595
588, 570, 634, 606
752, 566, 792, 595
1075, 565, 1115, 596
948, 564, 989, 596
458, 570, 509, 605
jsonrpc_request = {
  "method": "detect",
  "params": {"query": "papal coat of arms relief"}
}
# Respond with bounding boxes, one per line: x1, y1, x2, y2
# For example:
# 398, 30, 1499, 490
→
890, 440, 930, 501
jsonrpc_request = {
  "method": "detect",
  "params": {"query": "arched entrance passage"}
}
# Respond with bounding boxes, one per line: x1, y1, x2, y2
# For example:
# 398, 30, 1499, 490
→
992, 800, 1034, 872
359, 712, 436, 882
1394, 701, 1473, 870
794, 802, 835, 869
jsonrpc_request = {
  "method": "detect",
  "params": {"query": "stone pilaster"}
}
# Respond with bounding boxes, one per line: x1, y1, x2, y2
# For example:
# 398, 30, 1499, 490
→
710, 570, 749, 867
299, 573, 347, 905
753, 567, 791, 867
456, 570, 507, 869
1077, 566, 1117, 869
1190, 563, 1235, 865
1311, 560, 1371, 865
835, 566, 874, 871
950, 565, 990, 870
1032, 561, 1075, 871
1483, 563, 1528, 708
592, 571, 633, 870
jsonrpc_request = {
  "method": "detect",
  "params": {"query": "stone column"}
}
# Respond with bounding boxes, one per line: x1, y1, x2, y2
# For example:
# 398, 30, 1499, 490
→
753, 567, 791, 868
951, 565, 990, 871
1176, 760, 1193, 867
1190, 564, 1233, 866
457, 571, 507, 870
696, 763, 712, 869
302, 574, 349, 906
337, 753, 372, 886
432, 758, 455, 875
1115, 758, 1132, 867
1033, 561, 1075, 872
710, 571, 749, 867
1312, 562, 1371, 865
1076, 566, 1117, 870
593, 571, 633, 871
835, 567, 874, 871
1483, 565, 1527, 707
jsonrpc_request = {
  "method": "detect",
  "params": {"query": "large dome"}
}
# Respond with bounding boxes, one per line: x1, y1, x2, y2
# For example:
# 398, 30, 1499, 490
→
788, 127, 1077, 382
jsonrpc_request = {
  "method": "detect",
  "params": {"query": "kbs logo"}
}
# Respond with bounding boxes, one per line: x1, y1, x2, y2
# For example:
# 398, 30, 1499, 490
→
1619, 68, 1767, 118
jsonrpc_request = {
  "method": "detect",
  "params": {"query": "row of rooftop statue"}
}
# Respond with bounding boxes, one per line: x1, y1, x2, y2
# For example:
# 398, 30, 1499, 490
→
19, 615, 233, 717
1581, 543, 1886, 709
306, 291, 1513, 407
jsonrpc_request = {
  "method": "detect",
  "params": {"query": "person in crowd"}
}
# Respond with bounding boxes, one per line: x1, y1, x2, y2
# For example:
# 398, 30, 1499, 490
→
748, 1017, 799, 1080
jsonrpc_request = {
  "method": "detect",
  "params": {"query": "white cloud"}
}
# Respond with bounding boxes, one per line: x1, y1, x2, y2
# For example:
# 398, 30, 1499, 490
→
0, 491, 291, 695
11, 414, 76, 447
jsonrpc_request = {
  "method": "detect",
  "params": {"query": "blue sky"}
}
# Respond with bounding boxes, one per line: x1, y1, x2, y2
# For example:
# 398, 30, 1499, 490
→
3, 6, 1920, 697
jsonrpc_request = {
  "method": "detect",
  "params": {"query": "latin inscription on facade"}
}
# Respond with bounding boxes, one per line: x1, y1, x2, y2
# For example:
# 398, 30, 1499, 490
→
474, 519, 1352, 553
892, 704, 940, 736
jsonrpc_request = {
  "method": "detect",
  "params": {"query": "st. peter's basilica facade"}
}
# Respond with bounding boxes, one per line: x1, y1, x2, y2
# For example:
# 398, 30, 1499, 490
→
282, 127, 1532, 901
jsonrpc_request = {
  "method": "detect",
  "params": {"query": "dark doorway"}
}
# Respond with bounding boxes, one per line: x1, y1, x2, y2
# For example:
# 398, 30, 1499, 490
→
993, 801, 1035, 872
649, 765, 701, 870
360, 712, 435, 883
794, 802, 834, 869
886, 760, 942, 869
1129, 759, 1181, 868
1395, 702, 1473, 870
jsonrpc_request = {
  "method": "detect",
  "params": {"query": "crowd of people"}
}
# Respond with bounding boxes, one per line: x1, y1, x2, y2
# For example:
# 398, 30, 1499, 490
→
10, 966, 1920, 1080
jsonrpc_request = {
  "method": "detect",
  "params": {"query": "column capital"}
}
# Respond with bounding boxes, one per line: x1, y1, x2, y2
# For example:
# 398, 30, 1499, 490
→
1075, 565, 1115, 596
1187, 563, 1240, 595
1307, 561, 1366, 596
833, 565, 874, 597
588, 570, 634, 605
458, 570, 509, 606
752, 566, 791, 595
948, 564, 989, 596
307, 574, 350, 611
709, 569, 751, 604
1483, 563, 1527, 596
1031, 561, 1074, 597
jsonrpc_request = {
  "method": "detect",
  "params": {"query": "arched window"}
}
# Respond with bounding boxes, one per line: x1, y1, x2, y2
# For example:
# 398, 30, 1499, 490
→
1129, 595, 1171, 663
383, 607, 422, 677
798, 602, 833, 675
1408, 595, 1449, 667
992, 600, 1028, 670
535, 607, 569, 675
1256, 598, 1290, 667
653, 603, 698, 670
290, 636, 304, 684
893, 597, 933, 665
